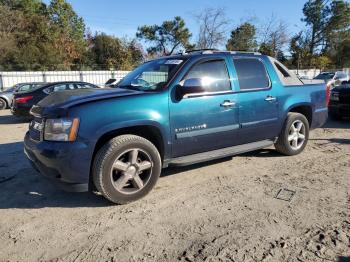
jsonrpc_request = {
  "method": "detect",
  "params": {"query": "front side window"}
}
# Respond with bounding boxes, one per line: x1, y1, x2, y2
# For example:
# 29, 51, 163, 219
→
183, 60, 231, 92
233, 58, 270, 90
117, 58, 186, 91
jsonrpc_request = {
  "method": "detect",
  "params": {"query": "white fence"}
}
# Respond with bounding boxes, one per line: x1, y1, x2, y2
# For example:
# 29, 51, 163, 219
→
290, 69, 321, 79
0, 71, 129, 90
1, 68, 350, 90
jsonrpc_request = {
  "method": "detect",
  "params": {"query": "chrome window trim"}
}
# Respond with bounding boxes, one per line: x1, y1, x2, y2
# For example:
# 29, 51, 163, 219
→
183, 90, 234, 99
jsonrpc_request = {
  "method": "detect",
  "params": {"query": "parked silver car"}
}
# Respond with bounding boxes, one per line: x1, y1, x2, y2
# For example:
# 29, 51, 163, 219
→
0, 82, 46, 110
314, 71, 349, 87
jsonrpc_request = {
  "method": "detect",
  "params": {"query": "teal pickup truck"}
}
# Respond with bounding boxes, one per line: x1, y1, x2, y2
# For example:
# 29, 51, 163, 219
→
24, 50, 329, 204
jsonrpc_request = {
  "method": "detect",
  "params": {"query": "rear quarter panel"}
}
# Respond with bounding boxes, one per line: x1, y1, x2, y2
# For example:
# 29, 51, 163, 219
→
261, 57, 327, 130
278, 84, 327, 129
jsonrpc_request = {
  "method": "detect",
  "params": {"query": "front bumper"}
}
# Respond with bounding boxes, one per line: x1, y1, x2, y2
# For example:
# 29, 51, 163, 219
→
24, 132, 91, 192
11, 105, 31, 117
329, 103, 350, 117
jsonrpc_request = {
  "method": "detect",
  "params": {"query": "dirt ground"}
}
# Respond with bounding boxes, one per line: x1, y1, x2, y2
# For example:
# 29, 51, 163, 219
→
0, 109, 349, 262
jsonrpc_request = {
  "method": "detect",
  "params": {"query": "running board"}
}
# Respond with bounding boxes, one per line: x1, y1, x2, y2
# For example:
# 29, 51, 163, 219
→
169, 140, 274, 167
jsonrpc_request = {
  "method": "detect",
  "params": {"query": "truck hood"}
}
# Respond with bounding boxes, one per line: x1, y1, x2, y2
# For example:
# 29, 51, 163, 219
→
0, 90, 12, 95
38, 87, 143, 108
33, 87, 144, 118
332, 84, 350, 93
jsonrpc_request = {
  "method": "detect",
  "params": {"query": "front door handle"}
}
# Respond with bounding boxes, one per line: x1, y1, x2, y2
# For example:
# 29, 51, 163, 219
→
265, 96, 277, 102
220, 100, 236, 107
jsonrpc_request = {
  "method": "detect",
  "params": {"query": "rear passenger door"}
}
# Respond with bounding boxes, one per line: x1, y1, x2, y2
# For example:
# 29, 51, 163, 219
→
232, 57, 280, 144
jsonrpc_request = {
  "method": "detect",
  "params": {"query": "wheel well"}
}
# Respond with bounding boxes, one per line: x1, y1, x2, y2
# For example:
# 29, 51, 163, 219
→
289, 105, 312, 125
0, 97, 8, 108
93, 125, 164, 160
89, 125, 165, 191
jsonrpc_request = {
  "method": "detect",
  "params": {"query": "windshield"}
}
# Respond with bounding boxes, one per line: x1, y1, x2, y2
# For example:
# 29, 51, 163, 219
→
314, 73, 334, 80
116, 58, 185, 91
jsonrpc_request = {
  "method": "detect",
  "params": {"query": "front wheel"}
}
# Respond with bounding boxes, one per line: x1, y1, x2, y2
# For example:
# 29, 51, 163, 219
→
93, 135, 161, 204
275, 112, 309, 156
0, 98, 7, 110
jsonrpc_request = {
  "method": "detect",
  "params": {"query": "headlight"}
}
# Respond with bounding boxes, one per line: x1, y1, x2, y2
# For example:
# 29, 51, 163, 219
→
330, 92, 339, 101
44, 118, 80, 141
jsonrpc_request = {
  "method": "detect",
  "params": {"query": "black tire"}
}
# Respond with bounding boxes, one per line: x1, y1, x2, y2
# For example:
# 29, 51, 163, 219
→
93, 135, 161, 204
275, 112, 309, 156
0, 98, 7, 110
328, 111, 342, 121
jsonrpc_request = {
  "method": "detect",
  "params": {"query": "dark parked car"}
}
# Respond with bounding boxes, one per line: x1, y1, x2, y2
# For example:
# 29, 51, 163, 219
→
328, 80, 350, 120
0, 82, 46, 110
11, 81, 99, 117
24, 50, 328, 204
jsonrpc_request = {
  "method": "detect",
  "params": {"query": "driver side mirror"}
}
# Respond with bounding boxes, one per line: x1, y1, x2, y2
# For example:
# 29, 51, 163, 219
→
177, 78, 205, 98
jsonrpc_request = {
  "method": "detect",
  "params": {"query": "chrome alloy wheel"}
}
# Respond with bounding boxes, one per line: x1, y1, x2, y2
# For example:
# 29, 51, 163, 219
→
288, 120, 306, 150
110, 148, 153, 194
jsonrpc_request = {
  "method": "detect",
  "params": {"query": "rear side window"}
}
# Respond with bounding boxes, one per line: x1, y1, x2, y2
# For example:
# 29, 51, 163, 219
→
76, 83, 96, 89
53, 84, 68, 92
233, 58, 270, 90
274, 62, 290, 77
184, 60, 231, 92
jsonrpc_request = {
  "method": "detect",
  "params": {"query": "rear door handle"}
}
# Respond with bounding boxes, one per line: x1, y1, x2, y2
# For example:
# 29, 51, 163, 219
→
265, 96, 277, 102
220, 100, 236, 107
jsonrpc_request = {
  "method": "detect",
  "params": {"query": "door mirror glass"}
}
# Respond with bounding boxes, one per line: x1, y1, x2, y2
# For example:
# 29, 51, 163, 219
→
179, 78, 205, 96
183, 78, 202, 88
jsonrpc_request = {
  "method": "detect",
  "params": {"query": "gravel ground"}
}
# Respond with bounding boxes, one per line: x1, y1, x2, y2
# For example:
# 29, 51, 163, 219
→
0, 109, 349, 262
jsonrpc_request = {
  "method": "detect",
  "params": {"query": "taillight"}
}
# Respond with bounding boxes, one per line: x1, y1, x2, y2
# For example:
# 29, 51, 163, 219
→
15, 95, 33, 104
326, 84, 331, 106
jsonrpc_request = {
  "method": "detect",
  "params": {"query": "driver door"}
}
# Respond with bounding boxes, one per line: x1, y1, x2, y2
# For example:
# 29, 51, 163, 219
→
169, 58, 239, 157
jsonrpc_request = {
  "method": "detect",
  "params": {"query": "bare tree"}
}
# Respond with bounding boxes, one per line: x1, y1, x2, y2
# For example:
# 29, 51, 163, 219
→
258, 14, 289, 57
194, 7, 230, 49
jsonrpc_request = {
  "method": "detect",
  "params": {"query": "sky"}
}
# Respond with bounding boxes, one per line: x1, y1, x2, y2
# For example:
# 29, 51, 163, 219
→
44, 0, 310, 41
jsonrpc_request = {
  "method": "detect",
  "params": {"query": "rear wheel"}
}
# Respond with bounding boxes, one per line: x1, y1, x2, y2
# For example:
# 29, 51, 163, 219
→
275, 112, 309, 156
0, 98, 7, 110
93, 135, 161, 204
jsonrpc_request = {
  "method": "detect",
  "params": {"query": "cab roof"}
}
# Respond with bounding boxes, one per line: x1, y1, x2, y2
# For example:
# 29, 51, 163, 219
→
147, 50, 266, 63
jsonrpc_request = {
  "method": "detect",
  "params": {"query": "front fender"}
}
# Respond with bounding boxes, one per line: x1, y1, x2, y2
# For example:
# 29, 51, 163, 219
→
93, 119, 170, 158
69, 92, 171, 163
